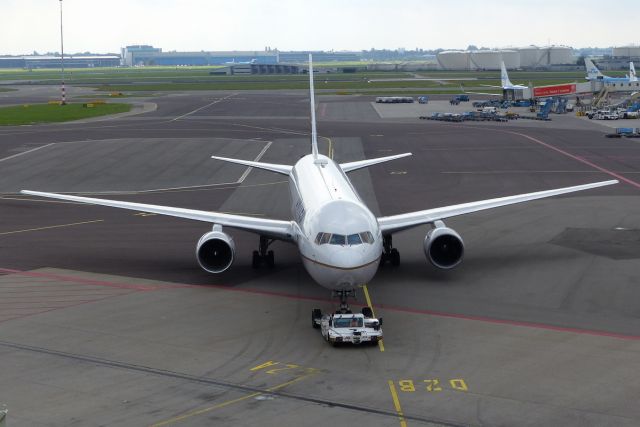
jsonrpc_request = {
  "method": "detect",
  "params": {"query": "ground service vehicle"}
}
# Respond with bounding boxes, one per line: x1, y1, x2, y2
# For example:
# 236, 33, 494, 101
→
312, 310, 383, 346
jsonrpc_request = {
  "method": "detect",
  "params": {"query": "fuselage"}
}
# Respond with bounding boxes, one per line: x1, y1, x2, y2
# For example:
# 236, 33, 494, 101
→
288, 154, 383, 290
588, 76, 636, 83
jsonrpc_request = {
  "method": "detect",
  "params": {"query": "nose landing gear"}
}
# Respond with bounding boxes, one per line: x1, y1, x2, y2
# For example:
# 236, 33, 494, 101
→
332, 289, 357, 314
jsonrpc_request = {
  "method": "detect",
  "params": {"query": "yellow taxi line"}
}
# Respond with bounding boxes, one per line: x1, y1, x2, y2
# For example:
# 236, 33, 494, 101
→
362, 284, 385, 352
150, 373, 317, 427
387, 380, 408, 427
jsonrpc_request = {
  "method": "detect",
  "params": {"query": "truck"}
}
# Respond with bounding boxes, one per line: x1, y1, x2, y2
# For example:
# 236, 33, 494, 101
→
605, 128, 640, 138
375, 96, 414, 104
588, 108, 619, 120
312, 309, 383, 346
480, 106, 497, 114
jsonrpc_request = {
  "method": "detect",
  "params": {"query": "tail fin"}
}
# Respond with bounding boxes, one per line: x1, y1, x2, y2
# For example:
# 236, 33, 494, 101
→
585, 58, 603, 80
630, 62, 637, 82
308, 54, 319, 159
500, 61, 513, 88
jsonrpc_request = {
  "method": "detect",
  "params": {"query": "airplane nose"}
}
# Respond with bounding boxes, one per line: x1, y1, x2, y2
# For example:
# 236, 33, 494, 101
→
328, 247, 368, 269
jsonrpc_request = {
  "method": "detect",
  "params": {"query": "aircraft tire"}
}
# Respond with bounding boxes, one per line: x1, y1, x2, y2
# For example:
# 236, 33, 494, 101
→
362, 306, 373, 318
390, 248, 400, 266
312, 309, 322, 329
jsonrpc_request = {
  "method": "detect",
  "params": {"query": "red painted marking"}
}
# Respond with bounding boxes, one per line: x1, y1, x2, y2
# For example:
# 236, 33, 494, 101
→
0, 300, 97, 305
0, 289, 122, 295
374, 303, 640, 341
0, 291, 137, 324
0, 268, 186, 291
1, 306, 82, 311
508, 131, 640, 190
2, 268, 639, 340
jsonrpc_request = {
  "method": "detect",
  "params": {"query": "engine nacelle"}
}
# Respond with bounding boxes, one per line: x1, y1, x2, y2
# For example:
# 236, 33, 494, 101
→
423, 226, 464, 269
196, 229, 235, 273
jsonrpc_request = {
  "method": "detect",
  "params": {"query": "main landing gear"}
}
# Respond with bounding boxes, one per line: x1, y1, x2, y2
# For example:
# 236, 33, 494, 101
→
252, 236, 275, 268
380, 235, 400, 267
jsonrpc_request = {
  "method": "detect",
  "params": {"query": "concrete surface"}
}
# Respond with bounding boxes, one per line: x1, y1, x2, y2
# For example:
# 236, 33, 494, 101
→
0, 88, 639, 427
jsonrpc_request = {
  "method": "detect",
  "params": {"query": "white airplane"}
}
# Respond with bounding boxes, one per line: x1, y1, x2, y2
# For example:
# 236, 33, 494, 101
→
462, 61, 528, 96
224, 58, 257, 65
585, 58, 638, 83
22, 55, 617, 312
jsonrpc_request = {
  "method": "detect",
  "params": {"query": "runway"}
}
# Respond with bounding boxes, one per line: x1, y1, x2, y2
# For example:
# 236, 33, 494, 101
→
1, 87, 639, 426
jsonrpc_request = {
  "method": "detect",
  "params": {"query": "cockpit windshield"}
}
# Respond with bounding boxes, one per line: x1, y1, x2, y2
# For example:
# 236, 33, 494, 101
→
315, 231, 375, 246
333, 317, 363, 328
330, 234, 346, 245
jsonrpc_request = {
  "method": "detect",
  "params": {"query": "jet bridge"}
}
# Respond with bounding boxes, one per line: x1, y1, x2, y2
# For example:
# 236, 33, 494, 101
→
511, 79, 639, 101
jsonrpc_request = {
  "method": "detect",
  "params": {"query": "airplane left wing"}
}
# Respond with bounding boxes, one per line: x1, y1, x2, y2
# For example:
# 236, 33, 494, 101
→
20, 190, 295, 241
377, 180, 618, 234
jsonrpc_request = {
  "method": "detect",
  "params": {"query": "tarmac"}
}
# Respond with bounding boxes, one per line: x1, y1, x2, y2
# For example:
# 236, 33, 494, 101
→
1, 86, 639, 426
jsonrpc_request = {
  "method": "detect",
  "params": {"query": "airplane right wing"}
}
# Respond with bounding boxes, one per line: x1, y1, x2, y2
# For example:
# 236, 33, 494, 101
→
377, 180, 618, 234
20, 190, 295, 241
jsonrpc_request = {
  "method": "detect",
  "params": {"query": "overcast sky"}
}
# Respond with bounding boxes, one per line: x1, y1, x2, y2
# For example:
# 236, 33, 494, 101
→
1, 0, 638, 55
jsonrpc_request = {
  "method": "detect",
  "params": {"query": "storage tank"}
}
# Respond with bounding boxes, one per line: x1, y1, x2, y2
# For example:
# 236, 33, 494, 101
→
437, 51, 470, 70
470, 50, 502, 70
517, 46, 543, 68
612, 46, 640, 58
546, 46, 574, 65
500, 50, 520, 69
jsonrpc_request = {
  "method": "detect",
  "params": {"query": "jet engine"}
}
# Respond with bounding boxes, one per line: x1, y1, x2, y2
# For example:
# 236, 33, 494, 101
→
423, 226, 464, 269
196, 228, 235, 273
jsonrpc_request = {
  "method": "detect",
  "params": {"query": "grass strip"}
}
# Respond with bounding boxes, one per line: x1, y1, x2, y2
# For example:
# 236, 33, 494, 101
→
0, 102, 131, 126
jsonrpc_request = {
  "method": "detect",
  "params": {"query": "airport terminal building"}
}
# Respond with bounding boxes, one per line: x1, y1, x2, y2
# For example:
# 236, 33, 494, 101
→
0, 55, 120, 69
121, 46, 359, 66
121, 45, 278, 66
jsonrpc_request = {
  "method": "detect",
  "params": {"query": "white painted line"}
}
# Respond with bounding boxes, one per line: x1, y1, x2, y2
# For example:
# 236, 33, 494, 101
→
237, 140, 273, 183
3, 140, 275, 197
0, 143, 55, 163
170, 94, 235, 122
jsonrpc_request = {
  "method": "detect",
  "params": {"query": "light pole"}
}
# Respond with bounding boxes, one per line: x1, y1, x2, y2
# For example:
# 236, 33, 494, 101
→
59, 0, 66, 105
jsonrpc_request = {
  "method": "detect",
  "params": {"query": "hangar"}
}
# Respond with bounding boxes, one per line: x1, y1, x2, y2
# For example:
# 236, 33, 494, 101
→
0, 55, 120, 69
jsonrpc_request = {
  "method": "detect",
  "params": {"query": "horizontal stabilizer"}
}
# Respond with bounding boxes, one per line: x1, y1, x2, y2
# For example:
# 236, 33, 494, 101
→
211, 155, 292, 175
340, 153, 412, 173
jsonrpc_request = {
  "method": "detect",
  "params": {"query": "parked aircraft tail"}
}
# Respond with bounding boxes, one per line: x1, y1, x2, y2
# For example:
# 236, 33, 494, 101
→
500, 61, 513, 88
308, 54, 319, 160
585, 58, 604, 80
630, 62, 637, 82
210, 55, 411, 175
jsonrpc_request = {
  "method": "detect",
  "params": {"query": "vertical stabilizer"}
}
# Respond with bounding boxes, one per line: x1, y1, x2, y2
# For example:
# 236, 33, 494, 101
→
585, 58, 603, 80
308, 54, 319, 159
630, 62, 637, 82
500, 61, 513, 88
